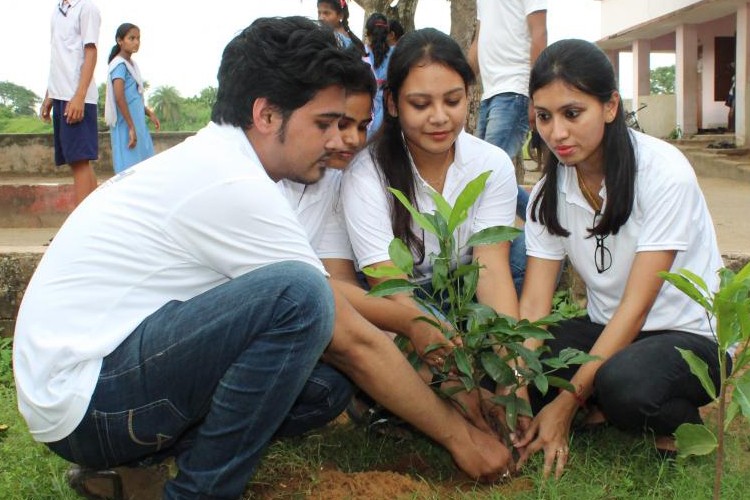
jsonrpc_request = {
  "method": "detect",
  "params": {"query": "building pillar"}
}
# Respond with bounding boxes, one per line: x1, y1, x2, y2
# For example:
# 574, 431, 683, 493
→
606, 49, 620, 80
676, 24, 699, 135
632, 39, 651, 107
736, 2, 750, 147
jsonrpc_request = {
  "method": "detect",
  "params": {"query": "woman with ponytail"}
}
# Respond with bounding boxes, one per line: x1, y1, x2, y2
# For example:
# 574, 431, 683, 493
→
363, 12, 393, 137
104, 23, 160, 173
317, 0, 366, 56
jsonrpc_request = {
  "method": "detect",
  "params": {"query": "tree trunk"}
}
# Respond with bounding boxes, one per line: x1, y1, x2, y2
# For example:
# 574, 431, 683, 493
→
449, 0, 481, 135
449, 0, 475, 53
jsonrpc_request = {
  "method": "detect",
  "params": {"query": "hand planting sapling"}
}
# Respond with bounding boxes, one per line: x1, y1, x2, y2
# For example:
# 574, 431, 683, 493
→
364, 171, 595, 448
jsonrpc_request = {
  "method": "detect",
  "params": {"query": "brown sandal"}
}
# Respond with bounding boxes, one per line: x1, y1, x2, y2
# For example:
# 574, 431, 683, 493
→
66, 463, 169, 500
66, 466, 124, 500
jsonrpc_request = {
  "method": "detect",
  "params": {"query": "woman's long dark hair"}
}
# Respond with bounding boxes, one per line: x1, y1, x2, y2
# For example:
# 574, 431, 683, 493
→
529, 39, 636, 237
108, 23, 138, 63
317, 0, 366, 56
371, 28, 474, 262
365, 13, 390, 69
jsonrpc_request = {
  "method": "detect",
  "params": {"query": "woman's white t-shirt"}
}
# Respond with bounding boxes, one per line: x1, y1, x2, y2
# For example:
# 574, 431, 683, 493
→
525, 130, 723, 339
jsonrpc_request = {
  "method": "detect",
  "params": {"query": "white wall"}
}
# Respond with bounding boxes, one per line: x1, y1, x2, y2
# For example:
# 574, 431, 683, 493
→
600, 0, 703, 39
624, 94, 677, 139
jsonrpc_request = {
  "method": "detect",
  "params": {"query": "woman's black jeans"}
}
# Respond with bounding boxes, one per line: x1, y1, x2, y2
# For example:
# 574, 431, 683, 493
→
529, 316, 731, 436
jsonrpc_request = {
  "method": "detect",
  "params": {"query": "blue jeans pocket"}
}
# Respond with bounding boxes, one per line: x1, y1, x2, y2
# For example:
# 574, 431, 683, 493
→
93, 399, 188, 465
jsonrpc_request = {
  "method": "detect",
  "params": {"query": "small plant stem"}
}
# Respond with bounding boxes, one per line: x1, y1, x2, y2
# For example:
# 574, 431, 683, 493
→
713, 346, 728, 500
714, 383, 725, 500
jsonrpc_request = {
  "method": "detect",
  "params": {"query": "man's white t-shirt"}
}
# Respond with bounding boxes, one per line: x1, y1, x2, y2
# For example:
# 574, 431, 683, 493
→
280, 170, 354, 260
48, 0, 101, 104
477, 0, 547, 101
13, 122, 325, 442
341, 131, 517, 282
525, 131, 723, 338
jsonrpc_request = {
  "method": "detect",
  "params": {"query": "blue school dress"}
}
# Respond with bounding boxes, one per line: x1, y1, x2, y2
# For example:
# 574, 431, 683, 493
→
109, 63, 154, 173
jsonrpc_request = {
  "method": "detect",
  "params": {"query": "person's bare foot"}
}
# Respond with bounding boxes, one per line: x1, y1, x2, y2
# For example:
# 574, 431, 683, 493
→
654, 435, 677, 460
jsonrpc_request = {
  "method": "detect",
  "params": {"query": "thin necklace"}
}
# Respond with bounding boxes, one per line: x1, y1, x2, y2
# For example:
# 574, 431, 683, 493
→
576, 167, 603, 212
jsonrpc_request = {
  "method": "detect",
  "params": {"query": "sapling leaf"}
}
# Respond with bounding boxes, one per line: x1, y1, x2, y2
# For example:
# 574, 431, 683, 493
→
466, 226, 522, 247
432, 257, 450, 292
481, 351, 514, 384
558, 347, 600, 365
676, 347, 717, 400
388, 187, 438, 235
541, 358, 568, 370
714, 297, 741, 352
659, 271, 712, 311
536, 314, 565, 327
511, 323, 555, 341
511, 344, 544, 373
459, 375, 475, 391
454, 348, 474, 379
462, 268, 480, 303
388, 238, 414, 275
678, 268, 710, 294
367, 279, 416, 297
447, 171, 491, 233
438, 385, 467, 398
734, 260, 750, 283
718, 267, 736, 289
423, 343, 448, 356
725, 401, 739, 431
453, 263, 481, 277
464, 302, 497, 326
505, 397, 518, 432
731, 369, 750, 418
675, 423, 717, 457
516, 397, 533, 417
430, 190, 453, 222
546, 375, 575, 393
534, 373, 549, 395
735, 298, 750, 346
362, 265, 404, 278
733, 345, 750, 373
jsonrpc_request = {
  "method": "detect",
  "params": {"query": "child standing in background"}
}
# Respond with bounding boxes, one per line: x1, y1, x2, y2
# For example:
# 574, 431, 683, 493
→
363, 13, 392, 138
317, 0, 366, 55
40, 0, 101, 206
104, 23, 160, 174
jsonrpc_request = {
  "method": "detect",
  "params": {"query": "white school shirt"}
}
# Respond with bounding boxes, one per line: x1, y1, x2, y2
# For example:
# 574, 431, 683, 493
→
280, 169, 354, 260
48, 0, 101, 103
525, 130, 722, 339
477, 0, 547, 100
341, 131, 517, 282
13, 122, 325, 442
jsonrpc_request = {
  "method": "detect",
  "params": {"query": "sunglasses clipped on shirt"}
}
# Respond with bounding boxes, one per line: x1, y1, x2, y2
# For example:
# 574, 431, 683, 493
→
592, 211, 612, 274
58, 2, 71, 16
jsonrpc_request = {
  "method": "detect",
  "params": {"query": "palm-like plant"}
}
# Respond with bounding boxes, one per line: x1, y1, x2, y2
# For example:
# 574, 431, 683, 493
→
148, 85, 182, 127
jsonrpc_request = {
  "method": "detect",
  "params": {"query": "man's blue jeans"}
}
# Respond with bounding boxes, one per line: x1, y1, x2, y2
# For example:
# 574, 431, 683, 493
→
47, 261, 352, 499
476, 92, 530, 295
476, 92, 530, 159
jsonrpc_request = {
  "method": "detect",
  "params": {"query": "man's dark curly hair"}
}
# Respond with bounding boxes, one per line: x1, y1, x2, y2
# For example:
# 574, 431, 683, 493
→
212, 16, 359, 129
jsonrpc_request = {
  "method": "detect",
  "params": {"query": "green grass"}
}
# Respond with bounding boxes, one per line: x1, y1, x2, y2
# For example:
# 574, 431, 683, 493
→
1, 339, 748, 499
0, 116, 53, 133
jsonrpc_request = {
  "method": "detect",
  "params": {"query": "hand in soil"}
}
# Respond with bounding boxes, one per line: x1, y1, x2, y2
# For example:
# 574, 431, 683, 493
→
514, 396, 575, 479
447, 420, 514, 483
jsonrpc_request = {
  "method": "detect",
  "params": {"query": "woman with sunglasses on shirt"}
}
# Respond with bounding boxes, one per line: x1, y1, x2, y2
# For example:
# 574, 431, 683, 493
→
515, 39, 728, 479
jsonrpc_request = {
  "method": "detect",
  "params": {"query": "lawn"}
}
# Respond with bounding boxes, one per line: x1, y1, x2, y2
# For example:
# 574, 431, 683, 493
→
1, 337, 748, 499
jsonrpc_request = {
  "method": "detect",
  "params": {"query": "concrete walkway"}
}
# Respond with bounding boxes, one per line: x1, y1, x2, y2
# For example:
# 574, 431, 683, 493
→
2, 171, 747, 256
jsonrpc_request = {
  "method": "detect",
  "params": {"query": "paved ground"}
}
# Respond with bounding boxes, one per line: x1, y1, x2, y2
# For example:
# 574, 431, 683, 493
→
0, 172, 748, 256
